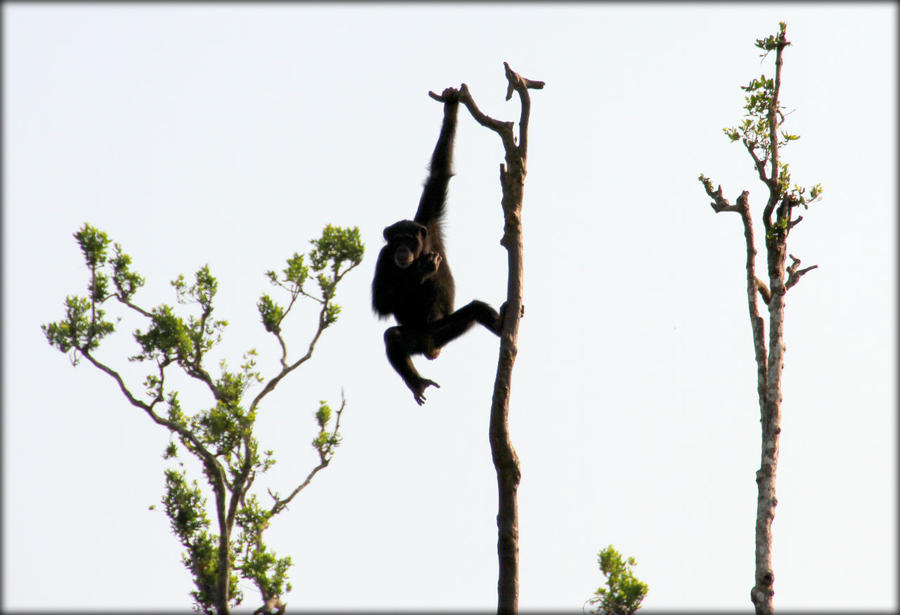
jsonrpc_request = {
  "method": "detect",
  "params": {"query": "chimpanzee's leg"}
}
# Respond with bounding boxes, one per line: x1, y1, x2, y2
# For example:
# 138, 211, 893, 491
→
384, 300, 505, 405
384, 326, 440, 406
427, 300, 503, 349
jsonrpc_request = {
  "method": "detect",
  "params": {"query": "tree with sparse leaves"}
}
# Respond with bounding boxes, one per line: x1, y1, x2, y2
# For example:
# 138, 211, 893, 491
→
43, 223, 364, 615
586, 545, 648, 615
698, 22, 822, 615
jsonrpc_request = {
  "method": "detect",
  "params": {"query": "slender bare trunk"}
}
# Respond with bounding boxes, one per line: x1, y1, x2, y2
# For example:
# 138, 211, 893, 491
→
491, 161, 524, 614
751, 235, 787, 615
450, 63, 543, 614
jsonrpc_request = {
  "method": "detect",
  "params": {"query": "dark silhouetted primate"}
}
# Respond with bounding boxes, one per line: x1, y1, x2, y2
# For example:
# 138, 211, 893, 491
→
372, 87, 504, 405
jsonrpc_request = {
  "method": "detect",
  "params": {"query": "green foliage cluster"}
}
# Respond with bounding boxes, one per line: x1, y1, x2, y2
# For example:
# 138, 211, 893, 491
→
312, 400, 342, 454
43, 223, 364, 614
699, 21, 823, 251
588, 545, 648, 615
163, 468, 239, 610
259, 225, 364, 333
720, 23, 822, 220
43, 226, 140, 358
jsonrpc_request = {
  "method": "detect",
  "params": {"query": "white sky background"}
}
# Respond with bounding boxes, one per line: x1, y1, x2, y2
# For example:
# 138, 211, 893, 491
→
3, 3, 896, 612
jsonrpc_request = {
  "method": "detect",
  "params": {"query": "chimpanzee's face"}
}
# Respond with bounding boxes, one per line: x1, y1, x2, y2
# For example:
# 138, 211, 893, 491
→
383, 220, 427, 269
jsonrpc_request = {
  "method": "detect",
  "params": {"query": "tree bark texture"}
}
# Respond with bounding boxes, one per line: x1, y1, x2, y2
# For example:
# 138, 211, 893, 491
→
439, 63, 543, 614
492, 161, 524, 614
705, 186, 780, 615
751, 232, 787, 614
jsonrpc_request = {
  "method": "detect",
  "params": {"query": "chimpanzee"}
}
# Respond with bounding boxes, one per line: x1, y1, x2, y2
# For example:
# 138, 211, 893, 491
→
372, 87, 505, 405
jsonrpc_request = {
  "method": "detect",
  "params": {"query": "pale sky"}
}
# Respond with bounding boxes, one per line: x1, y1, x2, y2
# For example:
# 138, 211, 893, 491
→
3, 3, 896, 612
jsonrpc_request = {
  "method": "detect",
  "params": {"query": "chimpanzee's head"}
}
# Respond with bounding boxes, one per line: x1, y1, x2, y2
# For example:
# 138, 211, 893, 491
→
383, 220, 427, 269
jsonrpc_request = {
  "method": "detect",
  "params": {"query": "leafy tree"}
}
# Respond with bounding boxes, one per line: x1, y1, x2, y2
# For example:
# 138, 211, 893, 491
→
43, 223, 364, 615
698, 22, 822, 615
587, 545, 648, 615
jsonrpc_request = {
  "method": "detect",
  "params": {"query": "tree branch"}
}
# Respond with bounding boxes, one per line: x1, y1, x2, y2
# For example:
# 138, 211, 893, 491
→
430, 85, 511, 138
251, 261, 360, 412
80, 348, 227, 496
116, 295, 154, 318
755, 277, 771, 305
503, 61, 544, 160
761, 30, 790, 233
81, 348, 154, 413
267, 393, 346, 517
785, 253, 818, 291
275, 331, 290, 369
743, 139, 770, 185
698, 183, 769, 403
699, 176, 746, 214
250, 307, 326, 412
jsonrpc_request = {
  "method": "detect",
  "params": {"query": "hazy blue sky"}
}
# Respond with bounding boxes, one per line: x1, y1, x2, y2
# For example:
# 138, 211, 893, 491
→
4, 3, 896, 612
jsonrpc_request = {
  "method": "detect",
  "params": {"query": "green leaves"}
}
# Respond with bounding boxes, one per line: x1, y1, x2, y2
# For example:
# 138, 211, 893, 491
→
74, 223, 110, 268
45, 223, 362, 612
282, 252, 310, 288
164, 468, 210, 536
720, 23, 797, 185
42, 295, 115, 363
777, 161, 792, 194
164, 441, 179, 459
133, 304, 194, 362
257, 294, 284, 334
111, 244, 145, 300
315, 400, 332, 429
755, 21, 790, 58
130, 266, 227, 373
755, 21, 788, 54
312, 400, 342, 459
258, 224, 364, 336
808, 183, 823, 202
73, 223, 146, 303
588, 545, 648, 615
723, 71, 777, 167
260, 253, 307, 334
173, 265, 218, 309
323, 302, 341, 326
235, 495, 292, 602
42, 224, 139, 362
705, 21, 823, 233
310, 224, 365, 274
163, 468, 239, 613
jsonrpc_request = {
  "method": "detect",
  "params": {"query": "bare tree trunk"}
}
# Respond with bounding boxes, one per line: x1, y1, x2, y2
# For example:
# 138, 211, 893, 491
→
436, 62, 542, 614
214, 472, 232, 614
704, 186, 781, 615
492, 159, 524, 614
703, 187, 778, 614
752, 232, 787, 614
